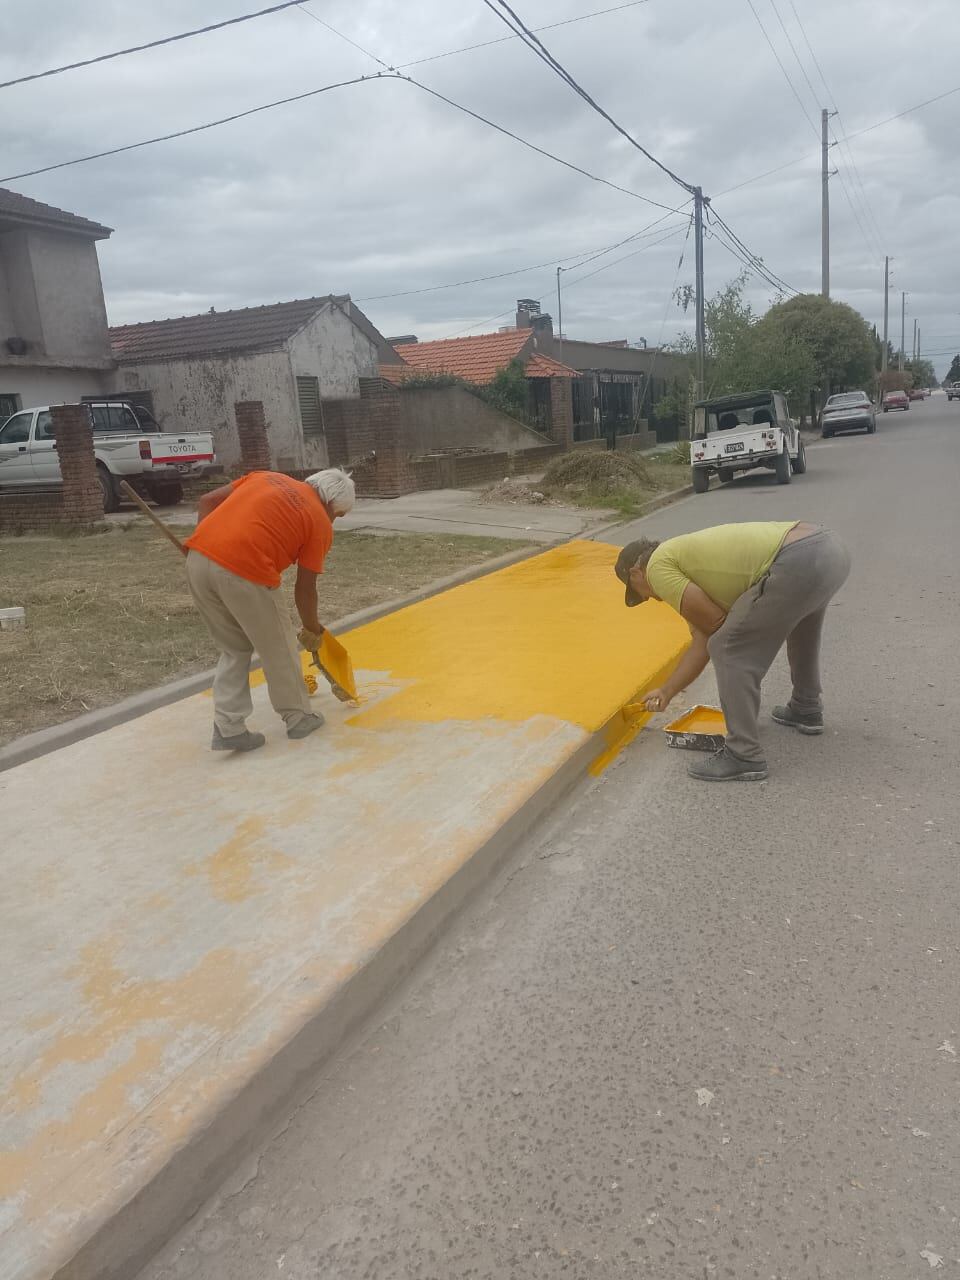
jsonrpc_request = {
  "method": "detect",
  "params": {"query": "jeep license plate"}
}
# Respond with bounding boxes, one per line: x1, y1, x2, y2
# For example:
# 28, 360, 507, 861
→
724, 441, 745, 453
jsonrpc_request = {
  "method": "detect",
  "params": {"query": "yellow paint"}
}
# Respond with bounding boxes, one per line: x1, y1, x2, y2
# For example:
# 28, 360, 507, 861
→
187, 815, 294, 904
588, 703, 651, 776
338, 541, 689, 731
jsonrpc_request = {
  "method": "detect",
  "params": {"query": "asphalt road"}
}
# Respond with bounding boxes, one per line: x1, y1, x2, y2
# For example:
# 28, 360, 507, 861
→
143, 394, 960, 1280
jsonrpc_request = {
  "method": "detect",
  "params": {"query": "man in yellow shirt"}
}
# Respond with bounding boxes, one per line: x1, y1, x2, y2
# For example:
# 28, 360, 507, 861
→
614, 522, 851, 781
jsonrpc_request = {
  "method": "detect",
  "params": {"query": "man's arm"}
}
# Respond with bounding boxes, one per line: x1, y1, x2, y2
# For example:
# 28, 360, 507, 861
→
196, 482, 234, 523
643, 584, 726, 711
294, 566, 325, 639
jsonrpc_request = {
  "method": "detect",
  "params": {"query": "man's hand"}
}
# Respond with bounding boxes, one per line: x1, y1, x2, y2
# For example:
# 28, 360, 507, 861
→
298, 626, 326, 652
643, 687, 673, 713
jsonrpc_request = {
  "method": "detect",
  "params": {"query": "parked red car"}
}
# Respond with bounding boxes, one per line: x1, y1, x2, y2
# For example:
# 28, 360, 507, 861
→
908, 388, 924, 401
883, 390, 910, 412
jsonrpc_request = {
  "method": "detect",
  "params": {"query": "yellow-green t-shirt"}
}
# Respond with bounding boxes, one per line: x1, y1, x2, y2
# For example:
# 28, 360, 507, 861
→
646, 521, 797, 613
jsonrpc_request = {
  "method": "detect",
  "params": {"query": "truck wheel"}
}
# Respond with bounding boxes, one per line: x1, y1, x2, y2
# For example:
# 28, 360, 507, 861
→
152, 481, 184, 507
691, 467, 709, 494
791, 440, 807, 474
775, 446, 792, 485
97, 464, 119, 513
866, 419, 876, 434
719, 468, 734, 484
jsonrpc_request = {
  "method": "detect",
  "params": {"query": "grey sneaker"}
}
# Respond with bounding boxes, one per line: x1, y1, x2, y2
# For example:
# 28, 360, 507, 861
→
212, 727, 266, 752
772, 704, 824, 735
287, 712, 326, 740
688, 746, 768, 782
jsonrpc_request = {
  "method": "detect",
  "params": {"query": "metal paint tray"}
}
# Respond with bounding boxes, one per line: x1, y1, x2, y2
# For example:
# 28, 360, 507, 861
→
663, 704, 726, 751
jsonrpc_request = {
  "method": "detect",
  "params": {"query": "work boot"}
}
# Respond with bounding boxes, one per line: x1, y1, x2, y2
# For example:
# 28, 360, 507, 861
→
287, 712, 326, 740
687, 746, 768, 782
211, 726, 266, 752
772, 704, 824, 735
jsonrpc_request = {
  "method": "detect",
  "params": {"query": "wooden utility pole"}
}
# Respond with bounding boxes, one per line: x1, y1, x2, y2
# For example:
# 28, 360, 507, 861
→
555, 266, 563, 364
899, 291, 906, 371
694, 186, 706, 401
881, 256, 889, 373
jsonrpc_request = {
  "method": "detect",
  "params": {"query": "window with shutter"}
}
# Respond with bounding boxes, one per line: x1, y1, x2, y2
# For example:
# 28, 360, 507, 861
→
297, 376, 324, 438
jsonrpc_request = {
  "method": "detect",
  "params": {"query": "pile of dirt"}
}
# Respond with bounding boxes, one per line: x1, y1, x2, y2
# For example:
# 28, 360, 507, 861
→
541, 450, 653, 500
478, 478, 560, 506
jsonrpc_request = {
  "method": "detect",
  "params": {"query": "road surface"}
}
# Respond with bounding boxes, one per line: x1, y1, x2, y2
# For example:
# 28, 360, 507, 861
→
143, 395, 960, 1280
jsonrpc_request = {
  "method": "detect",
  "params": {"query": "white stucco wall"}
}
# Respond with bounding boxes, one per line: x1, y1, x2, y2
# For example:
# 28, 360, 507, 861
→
114, 351, 300, 471
0, 228, 112, 367
115, 302, 381, 471
0, 365, 109, 411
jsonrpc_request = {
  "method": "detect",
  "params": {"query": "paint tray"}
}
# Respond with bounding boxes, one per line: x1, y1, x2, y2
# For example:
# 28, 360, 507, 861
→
663, 704, 726, 752
315, 632, 358, 703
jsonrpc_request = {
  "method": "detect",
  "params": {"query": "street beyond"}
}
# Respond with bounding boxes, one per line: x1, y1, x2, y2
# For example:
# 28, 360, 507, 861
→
146, 398, 960, 1280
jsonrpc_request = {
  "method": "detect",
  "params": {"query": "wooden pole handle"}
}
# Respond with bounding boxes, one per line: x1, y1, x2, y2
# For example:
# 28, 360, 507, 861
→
118, 480, 187, 556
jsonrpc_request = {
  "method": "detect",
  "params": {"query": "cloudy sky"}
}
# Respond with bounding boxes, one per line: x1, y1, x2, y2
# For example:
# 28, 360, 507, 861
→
3, 0, 958, 373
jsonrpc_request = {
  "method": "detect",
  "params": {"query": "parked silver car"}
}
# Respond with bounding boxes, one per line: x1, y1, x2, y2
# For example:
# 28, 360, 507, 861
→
820, 391, 876, 438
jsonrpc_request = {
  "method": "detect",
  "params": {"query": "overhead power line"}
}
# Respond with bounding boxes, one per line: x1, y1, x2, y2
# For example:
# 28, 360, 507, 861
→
480, 0, 696, 193
293, 4, 392, 69
0, 0, 310, 91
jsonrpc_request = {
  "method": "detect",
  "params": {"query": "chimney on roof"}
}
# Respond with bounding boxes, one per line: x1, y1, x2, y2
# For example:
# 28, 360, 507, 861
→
515, 298, 541, 329
386, 334, 418, 345
209, 307, 216, 314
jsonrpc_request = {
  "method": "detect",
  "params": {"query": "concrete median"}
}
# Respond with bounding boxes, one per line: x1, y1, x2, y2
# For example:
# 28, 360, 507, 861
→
0, 539, 688, 1280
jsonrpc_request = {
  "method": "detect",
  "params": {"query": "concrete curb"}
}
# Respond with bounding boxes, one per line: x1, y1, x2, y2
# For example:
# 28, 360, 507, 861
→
58, 710, 631, 1280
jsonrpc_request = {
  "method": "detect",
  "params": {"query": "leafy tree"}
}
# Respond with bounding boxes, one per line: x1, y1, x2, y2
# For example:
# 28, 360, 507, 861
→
945, 354, 960, 384
756, 293, 875, 395
904, 358, 936, 389
473, 359, 533, 423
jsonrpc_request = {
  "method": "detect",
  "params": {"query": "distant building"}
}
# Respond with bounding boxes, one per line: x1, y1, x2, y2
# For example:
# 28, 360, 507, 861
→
0, 187, 115, 419
110, 295, 393, 470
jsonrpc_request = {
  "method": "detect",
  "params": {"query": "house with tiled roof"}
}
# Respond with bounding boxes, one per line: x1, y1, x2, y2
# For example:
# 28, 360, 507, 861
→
110, 295, 394, 471
0, 188, 115, 420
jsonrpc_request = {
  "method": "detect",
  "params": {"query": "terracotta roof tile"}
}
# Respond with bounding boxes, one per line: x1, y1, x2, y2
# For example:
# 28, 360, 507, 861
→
0, 186, 112, 238
524, 352, 580, 378
392, 329, 533, 385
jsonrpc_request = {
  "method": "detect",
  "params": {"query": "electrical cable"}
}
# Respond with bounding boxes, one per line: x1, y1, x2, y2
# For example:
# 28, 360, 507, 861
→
481, 0, 696, 193
294, 4, 392, 69
744, 0, 819, 140
0, 1, 310, 91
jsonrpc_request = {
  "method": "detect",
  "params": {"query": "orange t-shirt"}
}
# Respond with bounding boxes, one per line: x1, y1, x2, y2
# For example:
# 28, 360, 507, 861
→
185, 472, 333, 588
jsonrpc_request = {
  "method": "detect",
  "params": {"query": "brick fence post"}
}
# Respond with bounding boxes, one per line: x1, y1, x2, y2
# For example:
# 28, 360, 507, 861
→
548, 377, 574, 451
234, 401, 272, 473
358, 378, 415, 496
51, 404, 102, 526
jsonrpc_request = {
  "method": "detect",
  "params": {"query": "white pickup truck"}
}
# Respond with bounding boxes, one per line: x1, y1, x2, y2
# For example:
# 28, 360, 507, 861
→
0, 401, 216, 512
690, 389, 805, 493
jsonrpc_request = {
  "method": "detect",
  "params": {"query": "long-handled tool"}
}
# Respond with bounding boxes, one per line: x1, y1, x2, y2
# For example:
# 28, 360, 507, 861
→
122, 480, 358, 702
119, 480, 186, 555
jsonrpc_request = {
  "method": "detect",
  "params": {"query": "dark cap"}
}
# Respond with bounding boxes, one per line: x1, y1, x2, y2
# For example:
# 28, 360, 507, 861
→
614, 541, 646, 607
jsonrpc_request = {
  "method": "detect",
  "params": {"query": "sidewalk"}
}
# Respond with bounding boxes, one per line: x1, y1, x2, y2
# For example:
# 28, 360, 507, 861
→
107, 488, 616, 543
0, 539, 688, 1280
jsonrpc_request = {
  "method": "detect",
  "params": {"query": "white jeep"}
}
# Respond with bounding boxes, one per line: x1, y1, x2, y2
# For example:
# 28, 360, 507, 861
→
690, 390, 805, 493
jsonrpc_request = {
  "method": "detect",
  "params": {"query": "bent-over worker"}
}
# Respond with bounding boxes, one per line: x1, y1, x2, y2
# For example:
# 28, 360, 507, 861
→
614, 521, 850, 782
184, 468, 355, 752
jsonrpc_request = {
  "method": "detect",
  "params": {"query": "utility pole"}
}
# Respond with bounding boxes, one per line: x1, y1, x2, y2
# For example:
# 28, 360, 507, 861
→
555, 266, 563, 364
913, 318, 918, 362
881, 256, 889, 373
821, 108, 831, 298
899, 291, 906, 372
693, 186, 706, 402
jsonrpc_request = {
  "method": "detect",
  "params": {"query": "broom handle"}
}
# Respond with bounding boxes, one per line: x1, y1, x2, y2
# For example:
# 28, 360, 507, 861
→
119, 480, 187, 556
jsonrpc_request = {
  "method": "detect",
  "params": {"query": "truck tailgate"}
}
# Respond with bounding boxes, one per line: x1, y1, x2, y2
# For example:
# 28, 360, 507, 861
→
149, 434, 215, 466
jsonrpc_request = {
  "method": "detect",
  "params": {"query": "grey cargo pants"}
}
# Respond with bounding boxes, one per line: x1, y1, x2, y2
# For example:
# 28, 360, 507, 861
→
706, 529, 851, 762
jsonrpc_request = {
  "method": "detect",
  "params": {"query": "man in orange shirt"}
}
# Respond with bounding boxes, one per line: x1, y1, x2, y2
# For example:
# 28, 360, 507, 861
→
184, 468, 355, 752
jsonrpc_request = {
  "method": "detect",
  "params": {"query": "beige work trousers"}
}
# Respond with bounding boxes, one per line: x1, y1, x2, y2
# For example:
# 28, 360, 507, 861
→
186, 551, 311, 738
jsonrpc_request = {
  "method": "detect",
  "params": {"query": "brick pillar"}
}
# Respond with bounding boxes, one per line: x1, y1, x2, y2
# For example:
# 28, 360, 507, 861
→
234, 401, 272, 473
549, 377, 574, 450
358, 378, 415, 496
51, 404, 102, 526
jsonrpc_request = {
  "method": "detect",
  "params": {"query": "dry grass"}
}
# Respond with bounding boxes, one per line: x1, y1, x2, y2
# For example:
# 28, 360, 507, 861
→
0, 525, 530, 746
541, 451, 690, 516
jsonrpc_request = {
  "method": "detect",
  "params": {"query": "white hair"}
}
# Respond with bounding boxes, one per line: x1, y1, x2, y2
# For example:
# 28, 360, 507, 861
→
304, 468, 356, 515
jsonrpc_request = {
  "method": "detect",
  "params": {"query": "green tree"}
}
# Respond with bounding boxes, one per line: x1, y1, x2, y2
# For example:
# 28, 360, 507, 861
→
472, 359, 532, 423
756, 293, 875, 395
945, 354, 960, 384
905, 358, 936, 389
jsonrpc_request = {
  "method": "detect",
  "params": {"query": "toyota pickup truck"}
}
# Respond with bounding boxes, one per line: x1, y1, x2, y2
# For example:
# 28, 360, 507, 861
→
946, 383, 960, 401
0, 401, 216, 512
690, 389, 805, 493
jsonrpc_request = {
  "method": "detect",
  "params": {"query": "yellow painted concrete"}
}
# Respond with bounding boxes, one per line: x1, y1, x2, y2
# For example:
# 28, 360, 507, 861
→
0, 539, 687, 1280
